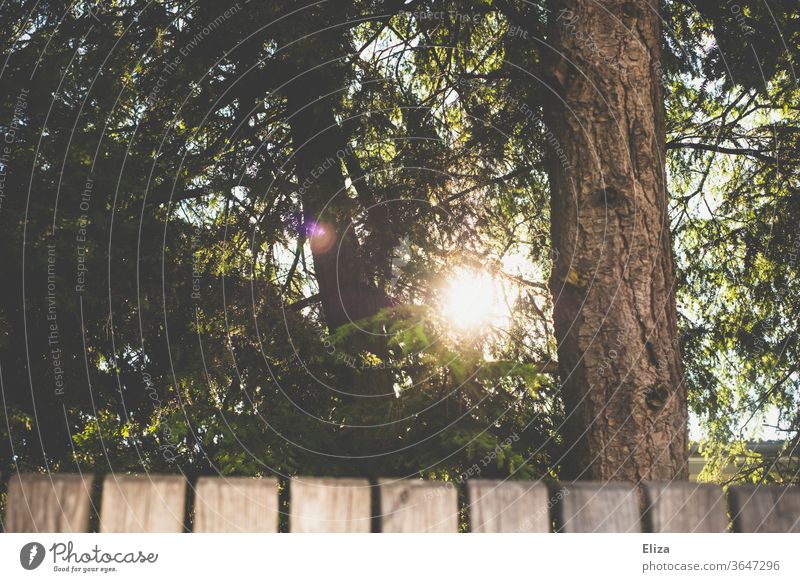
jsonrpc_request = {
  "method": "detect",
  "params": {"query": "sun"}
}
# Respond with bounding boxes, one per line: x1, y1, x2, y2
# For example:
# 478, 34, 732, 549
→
439, 268, 512, 333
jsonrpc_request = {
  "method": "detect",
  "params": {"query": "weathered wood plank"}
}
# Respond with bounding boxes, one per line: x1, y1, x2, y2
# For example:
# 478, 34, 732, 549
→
559, 482, 641, 532
193, 477, 279, 533
643, 482, 728, 532
5, 474, 93, 533
380, 480, 458, 533
467, 480, 550, 532
729, 485, 800, 533
99, 475, 186, 533
290, 478, 371, 533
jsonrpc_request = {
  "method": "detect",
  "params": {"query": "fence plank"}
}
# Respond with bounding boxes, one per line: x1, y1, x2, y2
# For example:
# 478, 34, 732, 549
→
194, 477, 279, 533
643, 482, 728, 532
729, 485, 800, 532
559, 482, 641, 532
99, 475, 186, 533
380, 480, 458, 533
290, 478, 371, 533
467, 480, 550, 532
5, 474, 93, 533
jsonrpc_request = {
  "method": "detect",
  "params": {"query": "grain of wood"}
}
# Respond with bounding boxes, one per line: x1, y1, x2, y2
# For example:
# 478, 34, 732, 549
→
99, 475, 186, 533
290, 478, 371, 533
379, 480, 458, 533
5, 474, 93, 533
729, 485, 800, 532
559, 481, 641, 532
193, 477, 279, 532
467, 480, 550, 532
643, 482, 728, 532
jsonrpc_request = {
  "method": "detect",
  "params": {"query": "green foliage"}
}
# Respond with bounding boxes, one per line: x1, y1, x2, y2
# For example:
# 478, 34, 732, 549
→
665, 1, 800, 482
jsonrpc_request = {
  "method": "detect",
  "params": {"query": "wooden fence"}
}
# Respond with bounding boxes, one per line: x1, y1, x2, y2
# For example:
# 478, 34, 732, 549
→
2, 474, 799, 533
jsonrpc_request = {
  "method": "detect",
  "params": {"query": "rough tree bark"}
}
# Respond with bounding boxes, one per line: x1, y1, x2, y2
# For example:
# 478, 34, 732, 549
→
543, 0, 688, 480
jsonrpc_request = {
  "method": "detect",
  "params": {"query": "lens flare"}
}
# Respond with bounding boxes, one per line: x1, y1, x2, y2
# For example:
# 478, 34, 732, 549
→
306, 220, 336, 254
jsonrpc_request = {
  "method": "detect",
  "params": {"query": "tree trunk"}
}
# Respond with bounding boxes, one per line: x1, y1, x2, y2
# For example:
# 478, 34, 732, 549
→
543, 0, 688, 480
284, 74, 391, 331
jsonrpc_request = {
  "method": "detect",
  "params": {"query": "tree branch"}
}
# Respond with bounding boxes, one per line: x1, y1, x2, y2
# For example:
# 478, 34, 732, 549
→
286, 293, 321, 311
666, 140, 776, 163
